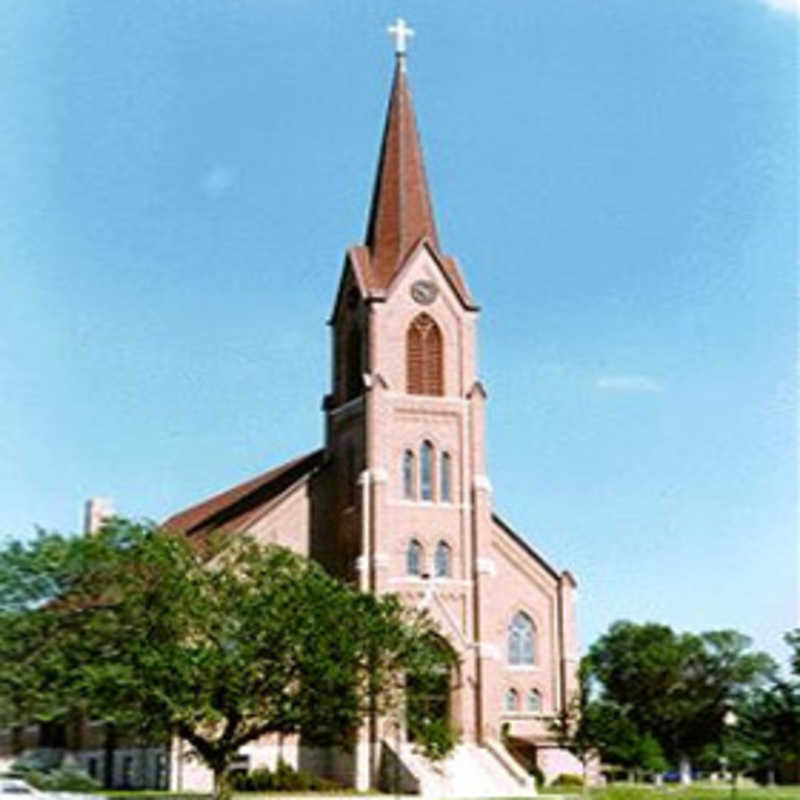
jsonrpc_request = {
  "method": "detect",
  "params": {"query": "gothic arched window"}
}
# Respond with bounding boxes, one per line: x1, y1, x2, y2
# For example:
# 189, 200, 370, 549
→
407, 539, 423, 577
420, 440, 434, 501
434, 541, 451, 578
440, 451, 452, 502
345, 325, 362, 401
527, 689, 542, 713
504, 688, 520, 713
407, 313, 443, 396
508, 611, 536, 665
402, 450, 416, 499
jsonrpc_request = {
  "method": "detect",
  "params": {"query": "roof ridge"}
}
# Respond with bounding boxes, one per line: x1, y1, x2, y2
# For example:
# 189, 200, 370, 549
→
163, 449, 324, 535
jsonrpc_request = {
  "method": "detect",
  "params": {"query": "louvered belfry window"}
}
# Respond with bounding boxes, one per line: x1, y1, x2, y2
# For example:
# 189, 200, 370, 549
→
407, 313, 443, 395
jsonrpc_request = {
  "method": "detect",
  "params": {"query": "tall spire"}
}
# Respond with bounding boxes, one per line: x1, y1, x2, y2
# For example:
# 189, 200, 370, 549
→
364, 21, 439, 285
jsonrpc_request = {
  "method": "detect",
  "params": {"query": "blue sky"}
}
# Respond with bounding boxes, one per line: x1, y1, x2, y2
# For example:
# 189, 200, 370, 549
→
0, 0, 796, 664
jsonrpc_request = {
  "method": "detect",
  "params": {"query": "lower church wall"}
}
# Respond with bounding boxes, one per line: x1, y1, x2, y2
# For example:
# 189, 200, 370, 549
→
0, 741, 168, 790
535, 745, 585, 784
77, 747, 168, 789
170, 735, 356, 792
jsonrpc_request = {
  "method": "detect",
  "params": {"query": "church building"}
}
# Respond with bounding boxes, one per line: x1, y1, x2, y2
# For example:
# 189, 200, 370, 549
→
163, 21, 581, 797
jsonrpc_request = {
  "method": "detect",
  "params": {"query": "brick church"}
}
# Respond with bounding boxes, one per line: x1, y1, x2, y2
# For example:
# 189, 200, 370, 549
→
0, 22, 583, 798
160, 23, 583, 795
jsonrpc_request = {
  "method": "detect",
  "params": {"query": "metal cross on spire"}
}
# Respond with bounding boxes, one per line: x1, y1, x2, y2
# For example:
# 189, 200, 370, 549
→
387, 17, 414, 57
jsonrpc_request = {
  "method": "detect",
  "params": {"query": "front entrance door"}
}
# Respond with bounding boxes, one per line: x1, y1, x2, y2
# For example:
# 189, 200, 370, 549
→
406, 665, 450, 742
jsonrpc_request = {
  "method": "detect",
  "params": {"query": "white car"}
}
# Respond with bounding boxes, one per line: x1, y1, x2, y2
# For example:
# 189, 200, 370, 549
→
0, 779, 48, 798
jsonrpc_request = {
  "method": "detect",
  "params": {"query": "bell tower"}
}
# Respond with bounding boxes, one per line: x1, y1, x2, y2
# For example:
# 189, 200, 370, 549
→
324, 19, 495, 748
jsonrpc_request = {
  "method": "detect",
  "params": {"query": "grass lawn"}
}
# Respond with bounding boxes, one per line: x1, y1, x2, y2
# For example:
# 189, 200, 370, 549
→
91, 786, 800, 800
536, 786, 800, 800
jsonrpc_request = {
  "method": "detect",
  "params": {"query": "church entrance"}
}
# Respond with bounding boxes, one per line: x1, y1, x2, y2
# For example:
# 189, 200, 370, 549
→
405, 636, 459, 750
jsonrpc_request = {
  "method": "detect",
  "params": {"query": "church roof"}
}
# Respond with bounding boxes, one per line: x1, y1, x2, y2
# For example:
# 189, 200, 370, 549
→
492, 512, 571, 584
163, 449, 324, 539
351, 59, 475, 310
365, 60, 438, 285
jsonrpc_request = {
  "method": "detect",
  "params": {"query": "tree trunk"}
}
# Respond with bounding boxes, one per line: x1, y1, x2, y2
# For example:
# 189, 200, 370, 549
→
213, 766, 232, 800
581, 755, 589, 797
679, 755, 692, 785
103, 722, 116, 790
767, 768, 776, 787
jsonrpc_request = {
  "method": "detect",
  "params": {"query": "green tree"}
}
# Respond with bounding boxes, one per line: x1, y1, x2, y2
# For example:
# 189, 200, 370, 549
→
587, 621, 774, 776
732, 635, 800, 784
786, 629, 800, 676
0, 521, 452, 799
550, 659, 603, 795
634, 734, 668, 779
551, 670, 667, 785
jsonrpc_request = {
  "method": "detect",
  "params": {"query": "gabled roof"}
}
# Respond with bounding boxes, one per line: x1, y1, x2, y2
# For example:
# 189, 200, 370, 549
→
492, 511, 571, 584
163, 450, 325, 538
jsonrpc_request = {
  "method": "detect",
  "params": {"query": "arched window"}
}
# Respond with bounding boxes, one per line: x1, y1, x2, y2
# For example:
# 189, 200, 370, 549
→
527, 689, 542, 713
508, 611, 536, 665
407, 539, 423, 577
440, 452, 452, 502
407, 313, 443, 396
434, 541, 451, 578
402, 450, 416, 499
345, 325, 362, 400
504, 688, 520, 713
420, 441, 434, 501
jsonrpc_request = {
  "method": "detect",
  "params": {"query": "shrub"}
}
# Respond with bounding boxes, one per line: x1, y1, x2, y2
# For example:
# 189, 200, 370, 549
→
553, 773, 584, 787
19, 766, 100, 792
9, 768, 48, 789
229, 772, 248, 791
272, 760, 299, 791
230, 762, 341, 793
415, 718, 457, 761
232, 767, 274, 791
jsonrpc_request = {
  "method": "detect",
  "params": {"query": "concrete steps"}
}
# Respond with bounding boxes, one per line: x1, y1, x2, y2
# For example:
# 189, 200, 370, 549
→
379, 739, 535, 797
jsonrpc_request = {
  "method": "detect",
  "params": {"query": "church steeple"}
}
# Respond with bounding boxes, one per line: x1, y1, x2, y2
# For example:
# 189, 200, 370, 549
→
364, 33, 439, 287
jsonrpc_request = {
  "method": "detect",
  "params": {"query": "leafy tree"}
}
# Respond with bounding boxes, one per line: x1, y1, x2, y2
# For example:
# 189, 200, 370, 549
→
0, 521, 453, 799
550, 659, 603, 794
551, 667, 666, 785
587, 621, 775, 775
786, 629, 800, 677
731, 651, 799, 784
634, 734, 668, 778
590, 706, 667, 780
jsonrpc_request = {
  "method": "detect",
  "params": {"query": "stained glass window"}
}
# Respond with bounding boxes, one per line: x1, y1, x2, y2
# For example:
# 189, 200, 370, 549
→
407, 539, 422, 576
504, 688, 520, 712
508, 611, 536, 665
403, 450, 415, 499
527, 689, 542, 713
440, 452, 452, 502
434, 541, 451, 577
420, 441, 434, 501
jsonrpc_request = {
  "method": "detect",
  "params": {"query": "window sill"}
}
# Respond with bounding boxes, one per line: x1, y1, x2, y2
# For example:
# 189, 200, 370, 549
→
399, 499, 457, 507
500, 712, 550, 720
